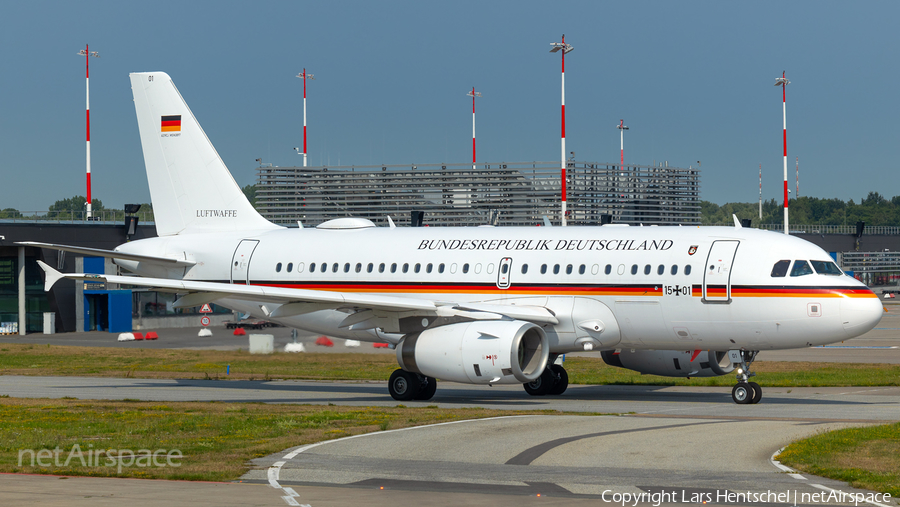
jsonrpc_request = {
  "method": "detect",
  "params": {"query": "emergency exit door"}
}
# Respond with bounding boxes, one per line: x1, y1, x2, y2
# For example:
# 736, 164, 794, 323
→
702, 240, 739, 303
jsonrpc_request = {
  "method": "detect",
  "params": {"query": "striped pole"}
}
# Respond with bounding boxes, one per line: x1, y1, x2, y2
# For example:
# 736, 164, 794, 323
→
796, 156, 799, 198
466, 87, 482, 169
759, 163, 762, 219
775, 72, 790, 234
77, 45, 99, 220
297, 69, 315, 167
550, 35, 573, 226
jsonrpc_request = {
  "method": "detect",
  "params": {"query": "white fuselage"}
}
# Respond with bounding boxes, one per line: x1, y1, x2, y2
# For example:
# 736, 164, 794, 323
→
115, 223, 883, 354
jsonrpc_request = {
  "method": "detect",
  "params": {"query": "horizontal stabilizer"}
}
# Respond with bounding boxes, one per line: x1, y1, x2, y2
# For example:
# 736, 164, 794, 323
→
18, 242, 194, 267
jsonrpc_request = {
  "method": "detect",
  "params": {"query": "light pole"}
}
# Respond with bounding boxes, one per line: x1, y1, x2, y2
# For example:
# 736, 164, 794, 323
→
759, 163, 763, 219
77, 44, 99, 220
775, 72, 790, 234
550, 35, 573, 226
296, 69, 315, 167
796, 156, 799, 198
617, 119, 628, 169
467, 87, 482, 170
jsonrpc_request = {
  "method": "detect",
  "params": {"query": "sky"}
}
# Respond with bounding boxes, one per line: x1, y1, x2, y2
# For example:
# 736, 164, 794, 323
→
1, 1, 898, 212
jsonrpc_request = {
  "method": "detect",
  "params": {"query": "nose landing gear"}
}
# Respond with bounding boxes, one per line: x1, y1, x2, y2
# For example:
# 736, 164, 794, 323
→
731, 350, 762, 404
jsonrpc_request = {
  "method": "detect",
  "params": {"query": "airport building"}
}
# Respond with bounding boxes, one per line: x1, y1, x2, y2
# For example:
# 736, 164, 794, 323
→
255, 161, 702, 227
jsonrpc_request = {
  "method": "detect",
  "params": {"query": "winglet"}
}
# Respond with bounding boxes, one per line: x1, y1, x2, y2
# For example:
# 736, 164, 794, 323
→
37, 260, 65, 292
732, 214, 742, 228
387, 216, 396, 229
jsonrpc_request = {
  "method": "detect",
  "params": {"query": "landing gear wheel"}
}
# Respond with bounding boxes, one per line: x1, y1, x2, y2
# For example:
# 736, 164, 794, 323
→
548, 364, 568, 395
388, 369, 420, 401
524, 368, 555, 396
748, 381, 762, 404
732, 383, 752, 404
414, 376, 437, 401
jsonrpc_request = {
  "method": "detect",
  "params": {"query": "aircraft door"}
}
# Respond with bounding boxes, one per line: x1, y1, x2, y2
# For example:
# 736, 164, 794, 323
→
231, 240, 260, 285
702, 240, 739, 303
497, 257, 512, 289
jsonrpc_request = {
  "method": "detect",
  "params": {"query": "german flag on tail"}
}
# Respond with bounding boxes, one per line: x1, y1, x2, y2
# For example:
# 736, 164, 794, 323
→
161, 115, 181, 132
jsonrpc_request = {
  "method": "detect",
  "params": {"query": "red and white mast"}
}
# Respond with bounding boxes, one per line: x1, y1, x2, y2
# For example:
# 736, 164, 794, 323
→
466, 87, 482, 169
296, 69, 314, 167
617, 119, 629, 169
796, 156, 799, 198
77, 44, 99, 220
775, 72, 790, 234
550, 35, 573, 226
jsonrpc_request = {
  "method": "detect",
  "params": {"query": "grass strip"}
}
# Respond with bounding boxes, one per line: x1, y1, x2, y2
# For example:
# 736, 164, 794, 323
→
778, 423, 900, 497
1, 344, 899, 387
0, 397, 568, 481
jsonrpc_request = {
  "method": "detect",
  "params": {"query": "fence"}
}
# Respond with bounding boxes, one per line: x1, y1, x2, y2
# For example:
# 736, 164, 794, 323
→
0, 210, 155, 225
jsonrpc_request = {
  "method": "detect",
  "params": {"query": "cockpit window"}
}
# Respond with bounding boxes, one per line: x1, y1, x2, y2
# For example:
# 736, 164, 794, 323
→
811, 260, 843, 275
790, 260, 813, 277
770, 260, 790, 277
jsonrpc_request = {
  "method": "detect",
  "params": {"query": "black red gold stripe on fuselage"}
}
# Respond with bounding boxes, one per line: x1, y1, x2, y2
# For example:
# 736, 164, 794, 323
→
237, 281, 876, 299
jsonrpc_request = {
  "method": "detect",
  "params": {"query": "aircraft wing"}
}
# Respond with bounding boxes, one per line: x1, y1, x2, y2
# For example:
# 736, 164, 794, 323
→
36, 261, 558, 325
19, 242, 195, 267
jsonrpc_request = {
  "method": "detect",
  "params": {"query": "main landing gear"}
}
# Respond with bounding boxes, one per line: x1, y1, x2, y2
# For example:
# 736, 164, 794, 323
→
388, 369, 437, 401
732, 350, 762, 405
524, 362, 568, 396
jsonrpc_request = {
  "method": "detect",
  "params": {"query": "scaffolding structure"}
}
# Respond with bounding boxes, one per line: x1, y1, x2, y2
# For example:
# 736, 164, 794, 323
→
255, 161, 701, 227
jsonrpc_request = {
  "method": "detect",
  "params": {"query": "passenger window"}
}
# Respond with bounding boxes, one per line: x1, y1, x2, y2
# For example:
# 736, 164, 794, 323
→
566, 264, 573, 275
332, 263, 339, 273
771, 260, 790, 277
438, 263, 445, 273
275, 263, 282, 273
591, 264, 599, 275
297, 262, 305, 273
367, 263, 374, 273
415, 263, 421, 273
811, 260, 843, 275
355, 263, 362, 273
309, 262, 316, 273
631, 264, 638, 275
426, 263, 433, 273
390, 263, 396, 273
685, 265, 692, 275
670, 265, 678, 275
377, 263, 383, 273
402, 263, 409, 273
287, 263, 293, 273
487, 264, 494, 274
344, 263, 351, 273
553, 264, 560, 275
474, 263, 482, 274
644, 264, 651, 275
541, 264, 547, 274
463, 263, 469, 274
605, 264, 612, 275
521, 264, 528, 274
790, 260, 813, 277
579, 264, 586, 275
501, 264, 508, 274
450, 263, 457, 274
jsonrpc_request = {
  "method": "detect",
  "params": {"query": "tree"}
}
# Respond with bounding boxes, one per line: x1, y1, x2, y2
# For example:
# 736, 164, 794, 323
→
242, 184, 257, 207
0, 208, 22, 218
47, 196, 104, 218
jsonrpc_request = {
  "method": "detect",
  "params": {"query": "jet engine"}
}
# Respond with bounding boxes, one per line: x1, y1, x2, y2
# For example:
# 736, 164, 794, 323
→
396, 320, 549, 384
601, 349, 736, 377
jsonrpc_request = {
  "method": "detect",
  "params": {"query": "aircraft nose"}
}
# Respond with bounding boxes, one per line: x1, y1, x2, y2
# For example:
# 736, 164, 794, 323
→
841, 295, 884, 338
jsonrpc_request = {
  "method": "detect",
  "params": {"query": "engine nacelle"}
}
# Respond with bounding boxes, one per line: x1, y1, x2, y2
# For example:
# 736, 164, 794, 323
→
601, 349, 736, 377
396, 320, 549, 384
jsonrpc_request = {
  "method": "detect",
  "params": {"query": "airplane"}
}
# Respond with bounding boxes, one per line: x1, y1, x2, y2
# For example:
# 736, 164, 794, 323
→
27, 72, 884, 405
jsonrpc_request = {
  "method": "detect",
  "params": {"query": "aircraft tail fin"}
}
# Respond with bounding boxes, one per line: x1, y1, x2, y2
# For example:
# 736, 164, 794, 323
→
129, 72, 279, 236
